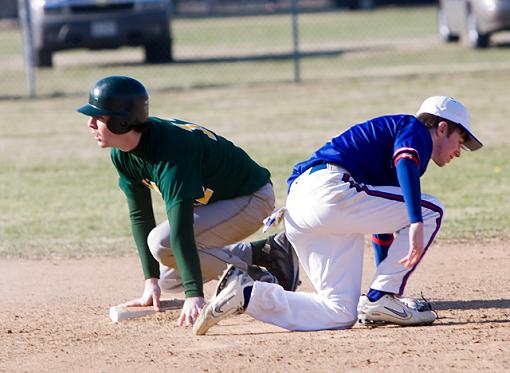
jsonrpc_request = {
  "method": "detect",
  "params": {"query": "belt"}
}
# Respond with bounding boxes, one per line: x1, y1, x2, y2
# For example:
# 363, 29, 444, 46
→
308, 163, 351, 182
309, 163, 328, 174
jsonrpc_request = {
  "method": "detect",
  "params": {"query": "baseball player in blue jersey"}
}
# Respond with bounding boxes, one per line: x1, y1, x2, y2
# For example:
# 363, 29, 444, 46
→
193, 96, 483, 334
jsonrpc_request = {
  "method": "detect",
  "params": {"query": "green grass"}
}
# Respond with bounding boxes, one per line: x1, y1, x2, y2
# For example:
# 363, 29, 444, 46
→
1, 6, 509, 258
2, 6, 510, 99
422, 146, 509, 241
174, 7, 436, 51
298, 7, 435, 42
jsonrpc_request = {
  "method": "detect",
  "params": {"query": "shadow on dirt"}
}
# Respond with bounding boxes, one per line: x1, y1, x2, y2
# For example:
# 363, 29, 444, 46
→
98, 45, 389, 68
0, 44, 390, 101
431, 298, 510, 311
494, 41, 510, 49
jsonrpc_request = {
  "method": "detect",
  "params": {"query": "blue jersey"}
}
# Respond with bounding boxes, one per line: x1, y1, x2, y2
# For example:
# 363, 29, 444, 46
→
288, 115, 433, 189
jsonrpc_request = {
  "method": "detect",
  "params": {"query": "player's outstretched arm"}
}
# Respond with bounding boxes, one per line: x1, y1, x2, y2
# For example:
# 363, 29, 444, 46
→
395, 156, 425, 269
167, 200, 205, 327
122, 277, 162, 312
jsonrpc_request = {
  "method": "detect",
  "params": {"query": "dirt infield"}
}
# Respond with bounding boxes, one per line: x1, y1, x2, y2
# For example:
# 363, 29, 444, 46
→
1, 241, 509, 372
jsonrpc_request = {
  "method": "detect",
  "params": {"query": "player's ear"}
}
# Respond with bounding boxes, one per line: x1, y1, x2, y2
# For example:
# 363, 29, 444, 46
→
437, 121, 448, 137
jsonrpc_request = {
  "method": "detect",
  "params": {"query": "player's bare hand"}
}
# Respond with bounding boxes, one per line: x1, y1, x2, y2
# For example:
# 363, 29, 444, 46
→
177, 296, 205, 327
123, 277, 161, 312
399, 222, 424, 268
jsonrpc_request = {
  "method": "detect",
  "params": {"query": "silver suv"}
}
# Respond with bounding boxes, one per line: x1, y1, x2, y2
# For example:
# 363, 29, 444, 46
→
28, 0, 173, 67
438, 0, 510, 48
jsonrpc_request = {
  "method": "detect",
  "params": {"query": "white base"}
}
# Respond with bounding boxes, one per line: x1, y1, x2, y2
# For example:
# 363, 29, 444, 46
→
109, 299, 185, 323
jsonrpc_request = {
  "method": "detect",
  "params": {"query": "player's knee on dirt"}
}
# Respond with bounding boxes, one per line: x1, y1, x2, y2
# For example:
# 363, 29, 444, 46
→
328, 302, 358, 328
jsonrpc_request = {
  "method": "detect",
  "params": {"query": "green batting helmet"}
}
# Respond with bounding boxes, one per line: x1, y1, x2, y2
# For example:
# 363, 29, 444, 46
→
77, 76, 149, 134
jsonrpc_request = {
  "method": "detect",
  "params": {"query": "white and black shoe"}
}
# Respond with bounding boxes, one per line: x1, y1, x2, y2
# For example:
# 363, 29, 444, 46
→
194, 265, 254, 336
213, 263, 277, 298
357, 294, 437, 327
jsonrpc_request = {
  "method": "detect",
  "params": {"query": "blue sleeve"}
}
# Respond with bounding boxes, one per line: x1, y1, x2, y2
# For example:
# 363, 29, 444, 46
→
393, 117, 433, 176
395, 158, 423, 223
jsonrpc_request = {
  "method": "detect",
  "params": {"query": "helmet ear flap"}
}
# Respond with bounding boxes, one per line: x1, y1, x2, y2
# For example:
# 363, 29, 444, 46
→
106, 117, 132, 134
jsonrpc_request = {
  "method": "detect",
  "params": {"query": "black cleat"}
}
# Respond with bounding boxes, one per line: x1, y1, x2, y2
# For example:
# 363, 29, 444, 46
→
252, 232, 300, 291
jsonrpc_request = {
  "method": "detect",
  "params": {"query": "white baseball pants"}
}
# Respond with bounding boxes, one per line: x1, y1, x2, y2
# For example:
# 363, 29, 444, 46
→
246, 164, 443, 331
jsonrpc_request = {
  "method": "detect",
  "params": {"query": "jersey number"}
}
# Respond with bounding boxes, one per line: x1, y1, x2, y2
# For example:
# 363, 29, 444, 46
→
172, 119, 217, 141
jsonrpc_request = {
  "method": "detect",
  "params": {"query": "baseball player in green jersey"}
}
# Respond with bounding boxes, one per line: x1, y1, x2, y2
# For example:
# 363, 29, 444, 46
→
77, 76, 299, 327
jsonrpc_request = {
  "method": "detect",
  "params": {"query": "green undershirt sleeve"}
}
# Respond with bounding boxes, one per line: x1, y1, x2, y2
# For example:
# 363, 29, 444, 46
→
126, 193, 159, 279
167, 200, 203, 298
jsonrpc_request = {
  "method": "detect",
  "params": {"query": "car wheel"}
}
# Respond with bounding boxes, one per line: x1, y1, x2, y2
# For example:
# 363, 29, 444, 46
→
144, 36, 173, 64
35, 49, 52, 68
345, 0, 375, 10
466, 9, 490, 48
437, 8, 459, 43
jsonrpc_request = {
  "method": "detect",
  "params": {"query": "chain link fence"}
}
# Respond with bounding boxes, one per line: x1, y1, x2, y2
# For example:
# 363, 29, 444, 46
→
1, 0, 438, 99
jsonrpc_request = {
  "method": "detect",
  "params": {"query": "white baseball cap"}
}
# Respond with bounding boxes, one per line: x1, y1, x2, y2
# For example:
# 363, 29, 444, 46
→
417, 96, 483, 151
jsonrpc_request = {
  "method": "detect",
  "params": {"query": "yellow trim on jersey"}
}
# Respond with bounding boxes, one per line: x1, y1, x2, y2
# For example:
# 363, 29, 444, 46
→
176, 123, 217, 141
195, 187, 214, 205
142, 179, 214, 205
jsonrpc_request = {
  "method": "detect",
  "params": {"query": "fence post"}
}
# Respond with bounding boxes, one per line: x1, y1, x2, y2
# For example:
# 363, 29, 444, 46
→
19, 0, 36, 97
290, 0, 301, 83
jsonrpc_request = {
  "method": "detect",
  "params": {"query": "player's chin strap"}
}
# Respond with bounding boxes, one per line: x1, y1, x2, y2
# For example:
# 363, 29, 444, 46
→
262, 207, 287, 233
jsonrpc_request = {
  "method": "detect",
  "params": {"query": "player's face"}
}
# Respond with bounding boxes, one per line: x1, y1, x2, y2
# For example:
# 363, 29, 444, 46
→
87, 116, 117, 148
431, 126, 464, 167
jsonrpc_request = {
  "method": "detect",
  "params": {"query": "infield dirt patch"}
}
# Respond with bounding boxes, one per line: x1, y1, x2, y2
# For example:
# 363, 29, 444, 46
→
1, 241, 509, 372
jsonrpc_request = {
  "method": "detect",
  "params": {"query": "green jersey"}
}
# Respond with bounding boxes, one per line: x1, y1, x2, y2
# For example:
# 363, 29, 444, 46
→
111, 117, 271, 297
